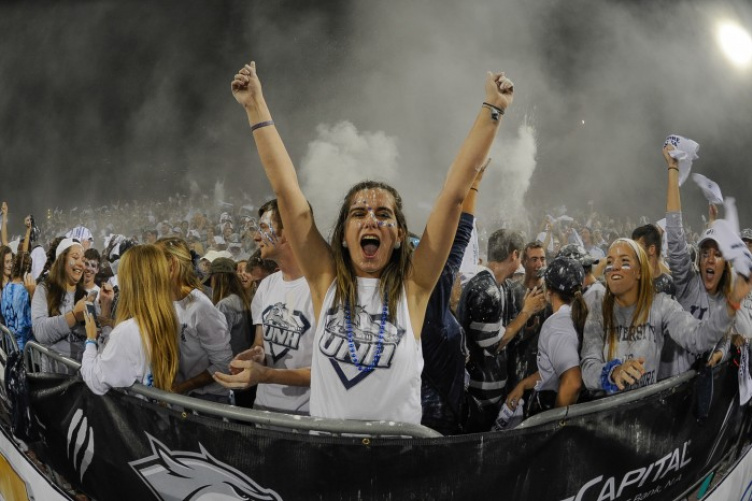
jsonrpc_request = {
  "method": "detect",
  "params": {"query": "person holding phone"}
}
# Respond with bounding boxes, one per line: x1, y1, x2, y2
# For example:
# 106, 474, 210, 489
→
31, 238, 88, 363
81, 244, 179, 395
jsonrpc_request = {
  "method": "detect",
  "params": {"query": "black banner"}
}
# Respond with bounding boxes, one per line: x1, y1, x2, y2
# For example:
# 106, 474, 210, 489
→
23, 364, 749, 501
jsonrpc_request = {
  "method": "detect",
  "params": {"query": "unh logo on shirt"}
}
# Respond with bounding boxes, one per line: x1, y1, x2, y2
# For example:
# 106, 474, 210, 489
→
320, 304, 405, 389
262, 302, 311, 363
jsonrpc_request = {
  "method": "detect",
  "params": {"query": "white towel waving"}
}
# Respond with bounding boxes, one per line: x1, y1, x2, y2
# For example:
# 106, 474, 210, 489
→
664, 134, 700, 186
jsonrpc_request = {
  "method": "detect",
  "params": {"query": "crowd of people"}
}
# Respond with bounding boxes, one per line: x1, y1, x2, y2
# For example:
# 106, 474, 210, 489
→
2, 61, 751, 436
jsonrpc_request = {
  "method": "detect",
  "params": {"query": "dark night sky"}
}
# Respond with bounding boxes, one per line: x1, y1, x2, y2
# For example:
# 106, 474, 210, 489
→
2, 0, 752, 237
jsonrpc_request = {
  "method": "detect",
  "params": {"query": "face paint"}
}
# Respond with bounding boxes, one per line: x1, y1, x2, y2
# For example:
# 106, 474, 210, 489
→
349, 199, 398, 228
605, 260, 633, 274
69, 259, 76, 268
254, 211, 278, 244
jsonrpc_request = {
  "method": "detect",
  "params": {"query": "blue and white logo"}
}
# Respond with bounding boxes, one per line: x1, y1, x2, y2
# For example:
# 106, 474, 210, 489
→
319, 303, 405, 389
262, 303, 311, 363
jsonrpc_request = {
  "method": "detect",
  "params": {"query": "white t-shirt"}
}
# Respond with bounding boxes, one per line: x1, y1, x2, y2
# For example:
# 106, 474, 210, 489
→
251, 272, 314, 414
310, 278, 423, 424
536, 305, 580, 393
80, 318, 151, 395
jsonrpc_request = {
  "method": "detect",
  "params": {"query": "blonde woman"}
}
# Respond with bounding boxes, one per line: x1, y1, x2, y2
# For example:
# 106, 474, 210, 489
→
580, 238, 750, 394
156, 237, 233, 402
81, 245, 179, 394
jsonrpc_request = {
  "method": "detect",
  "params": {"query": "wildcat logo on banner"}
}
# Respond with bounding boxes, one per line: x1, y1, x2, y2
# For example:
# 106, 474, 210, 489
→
739, 342, 752, 406
130, 434, 283, 501
21, 358, 750, 501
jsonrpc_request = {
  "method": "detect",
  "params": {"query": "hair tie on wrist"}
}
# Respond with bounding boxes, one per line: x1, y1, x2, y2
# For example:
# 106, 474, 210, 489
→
251, 120, 274, 132
667, 166, 679, 172
470, 187, 479, 192
601, 359, 622, 394
482, 102, 504, 121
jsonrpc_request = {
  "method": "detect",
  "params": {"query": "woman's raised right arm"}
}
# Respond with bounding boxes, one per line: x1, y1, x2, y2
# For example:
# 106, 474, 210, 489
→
231, 62, 335, 301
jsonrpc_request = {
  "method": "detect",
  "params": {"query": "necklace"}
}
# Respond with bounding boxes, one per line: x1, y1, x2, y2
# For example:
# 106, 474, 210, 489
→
345, 293, 388, 373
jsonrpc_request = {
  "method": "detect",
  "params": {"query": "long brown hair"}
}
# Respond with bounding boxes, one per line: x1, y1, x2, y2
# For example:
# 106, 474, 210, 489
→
602, 238, 654, 360
329, 181, 412, 320
115, 245, 179, 391
0, 245, 12, 288
11, 252, 32, 280
700, 241, 733, 298
211, 272, 251, 311
46, 244, 87, 316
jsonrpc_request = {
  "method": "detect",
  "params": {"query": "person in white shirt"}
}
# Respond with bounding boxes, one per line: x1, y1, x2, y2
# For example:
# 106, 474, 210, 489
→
214, 200, 315, 415
228, 60, 514, 423
81, 244, 180, 395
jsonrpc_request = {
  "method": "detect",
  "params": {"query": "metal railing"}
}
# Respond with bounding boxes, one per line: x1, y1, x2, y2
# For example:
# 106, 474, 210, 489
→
516, 370, 697, 429
22, 341, 442, 439
0, 324, 19, 360
0, 325, 19, 406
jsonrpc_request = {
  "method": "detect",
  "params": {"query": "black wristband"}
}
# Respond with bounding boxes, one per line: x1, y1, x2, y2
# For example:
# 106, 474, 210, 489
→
251, 120, 274, 132
482, 102, 505, 121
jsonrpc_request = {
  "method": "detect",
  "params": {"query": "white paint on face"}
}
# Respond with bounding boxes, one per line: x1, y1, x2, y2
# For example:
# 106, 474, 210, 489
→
605, 243, 640, 300
344, 188, 403, 277
64, 244, 86, 286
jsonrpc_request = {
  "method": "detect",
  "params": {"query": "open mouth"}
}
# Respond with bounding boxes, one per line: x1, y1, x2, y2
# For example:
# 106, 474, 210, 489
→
360, 235, 381, 258
705, 268, 715, 280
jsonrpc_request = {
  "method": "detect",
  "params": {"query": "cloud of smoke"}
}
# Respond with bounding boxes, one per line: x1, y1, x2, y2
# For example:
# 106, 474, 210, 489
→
299, 121, 400, 236
483, 122, 538, 234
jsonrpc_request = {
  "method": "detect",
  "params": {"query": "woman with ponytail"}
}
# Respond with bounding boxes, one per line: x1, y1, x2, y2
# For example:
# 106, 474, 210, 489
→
580, 238, 750, 395
506, 256, 588, 413
81, 245, 180, 394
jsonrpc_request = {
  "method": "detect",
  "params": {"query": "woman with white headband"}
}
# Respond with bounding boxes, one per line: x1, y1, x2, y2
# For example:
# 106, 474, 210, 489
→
31, 238, 89, 363
580, 238, 750, 394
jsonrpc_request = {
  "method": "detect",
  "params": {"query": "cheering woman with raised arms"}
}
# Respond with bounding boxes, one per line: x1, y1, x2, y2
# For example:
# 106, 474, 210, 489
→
220, 61, 513, 423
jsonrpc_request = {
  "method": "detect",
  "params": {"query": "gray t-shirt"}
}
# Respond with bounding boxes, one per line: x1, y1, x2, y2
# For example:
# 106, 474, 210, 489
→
536, 305, 580, 393
216, 293, 253, 356
174, 289, 233, 398
581, 293, 732, 392
31, 284, 87, 363
662, 211, 728, 377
